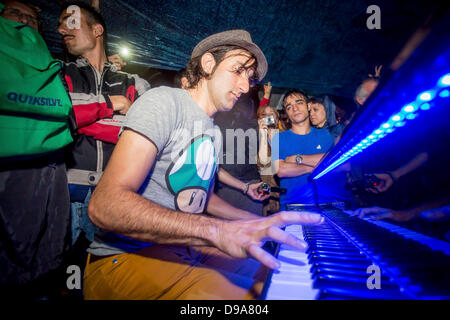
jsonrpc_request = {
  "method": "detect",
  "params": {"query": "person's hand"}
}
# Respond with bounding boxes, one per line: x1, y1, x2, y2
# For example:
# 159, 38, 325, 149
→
258, 118, 269, 130
263, 82, 272, 98
352, 206, 393, 220
367, 173, 394, 193
110, 95, 132, 114
90, 0, 100, 12
108, 54, 127, 71
369, 65, 382, 78
215, 211, 324, 269
351, 206, 415, 222
246, 182, 270, 201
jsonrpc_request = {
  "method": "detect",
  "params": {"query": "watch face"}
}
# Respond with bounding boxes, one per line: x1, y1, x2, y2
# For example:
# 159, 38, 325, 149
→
296, 155, 302, 164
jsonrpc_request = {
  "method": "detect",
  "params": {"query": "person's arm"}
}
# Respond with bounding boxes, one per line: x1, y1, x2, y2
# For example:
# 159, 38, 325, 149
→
257, 127, 271, 166
258, 82, 272, 108
63, 65, 137, 128
68, 90, 131, 128
352, 197, 449, 222
351, 206, 416, 222
217, 168, 249, 194
372, 152, 428, 193
285, 153, 326, 167
89, 129, 324, 269
274, 159, 314, 178
206, 192, 260, 220
270, 133, 314, 178
392, 152, 428, 180
88, 129, 220, 246
217, 168, 267, 201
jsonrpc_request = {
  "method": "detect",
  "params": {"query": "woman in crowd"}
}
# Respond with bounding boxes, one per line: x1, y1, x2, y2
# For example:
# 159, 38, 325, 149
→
308, 95, 344, 140
256, 105, 285, 215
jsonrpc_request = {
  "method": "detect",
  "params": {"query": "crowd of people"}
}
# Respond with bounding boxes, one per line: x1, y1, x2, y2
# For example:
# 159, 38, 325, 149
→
1, 0, 447, 301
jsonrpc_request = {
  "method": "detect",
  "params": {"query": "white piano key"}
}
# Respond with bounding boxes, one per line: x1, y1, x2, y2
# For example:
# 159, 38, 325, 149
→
265, 282, 318, 300
265, 224, 320, 300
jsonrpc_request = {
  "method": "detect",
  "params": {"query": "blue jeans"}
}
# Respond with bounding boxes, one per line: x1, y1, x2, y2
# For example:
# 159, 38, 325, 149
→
69, 185, 98, 245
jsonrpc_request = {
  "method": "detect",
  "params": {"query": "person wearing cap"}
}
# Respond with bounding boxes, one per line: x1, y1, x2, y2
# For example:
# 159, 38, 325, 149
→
84, 29, 323, 300
173, 68, 270, 206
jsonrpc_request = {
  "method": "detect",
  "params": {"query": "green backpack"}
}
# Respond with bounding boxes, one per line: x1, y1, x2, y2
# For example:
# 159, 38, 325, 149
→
0, 14, 73, 158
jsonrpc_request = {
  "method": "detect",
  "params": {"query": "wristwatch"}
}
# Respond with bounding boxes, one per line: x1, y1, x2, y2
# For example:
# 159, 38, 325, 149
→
295, 154, 303, 165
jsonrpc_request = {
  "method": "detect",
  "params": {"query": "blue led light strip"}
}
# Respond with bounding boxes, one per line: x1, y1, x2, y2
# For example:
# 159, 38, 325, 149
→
313, 73, 450, 180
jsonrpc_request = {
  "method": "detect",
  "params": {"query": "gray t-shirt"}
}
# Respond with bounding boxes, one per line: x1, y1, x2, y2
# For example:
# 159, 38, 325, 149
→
88, 86, 222, 255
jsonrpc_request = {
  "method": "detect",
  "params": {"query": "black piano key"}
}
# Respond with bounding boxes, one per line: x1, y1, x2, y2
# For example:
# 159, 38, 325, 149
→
314, 278, 406, 299
311, 260, 372, 270
306, 240, 353, 246
312, 266, 391, 280
308, 249, 364, 258
306, 244, 358, 254
309, 256, 373, 267
315, 273, 393, 285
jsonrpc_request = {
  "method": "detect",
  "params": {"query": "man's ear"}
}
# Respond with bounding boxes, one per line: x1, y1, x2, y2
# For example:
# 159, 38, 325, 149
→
201, 53, 216, 75
93, 23, 104, 38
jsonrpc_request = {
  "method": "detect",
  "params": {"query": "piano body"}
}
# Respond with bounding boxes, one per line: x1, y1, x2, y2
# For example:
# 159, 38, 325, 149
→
263, 9, 450, 300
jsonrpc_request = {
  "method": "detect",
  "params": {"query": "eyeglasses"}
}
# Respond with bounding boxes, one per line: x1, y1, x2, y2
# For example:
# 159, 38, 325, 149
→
2, 7, 39, 28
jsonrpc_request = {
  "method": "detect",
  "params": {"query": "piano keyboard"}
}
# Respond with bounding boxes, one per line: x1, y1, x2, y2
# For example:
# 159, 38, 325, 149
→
263, 207, 450, 300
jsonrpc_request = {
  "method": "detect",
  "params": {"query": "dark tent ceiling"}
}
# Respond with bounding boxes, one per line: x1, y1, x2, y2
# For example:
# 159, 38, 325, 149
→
35, 0, 440, 98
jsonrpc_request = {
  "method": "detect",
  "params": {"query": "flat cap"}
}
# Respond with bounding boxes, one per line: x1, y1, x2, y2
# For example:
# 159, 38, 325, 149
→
191, 29, 267, 81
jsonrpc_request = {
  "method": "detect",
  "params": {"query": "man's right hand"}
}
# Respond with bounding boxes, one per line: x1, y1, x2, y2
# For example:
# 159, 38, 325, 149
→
214, 211, 324, 269
110, 95, 132, 114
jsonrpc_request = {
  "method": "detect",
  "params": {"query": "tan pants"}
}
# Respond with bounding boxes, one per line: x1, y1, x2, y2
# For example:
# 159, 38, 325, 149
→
83, 245, 268, 300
